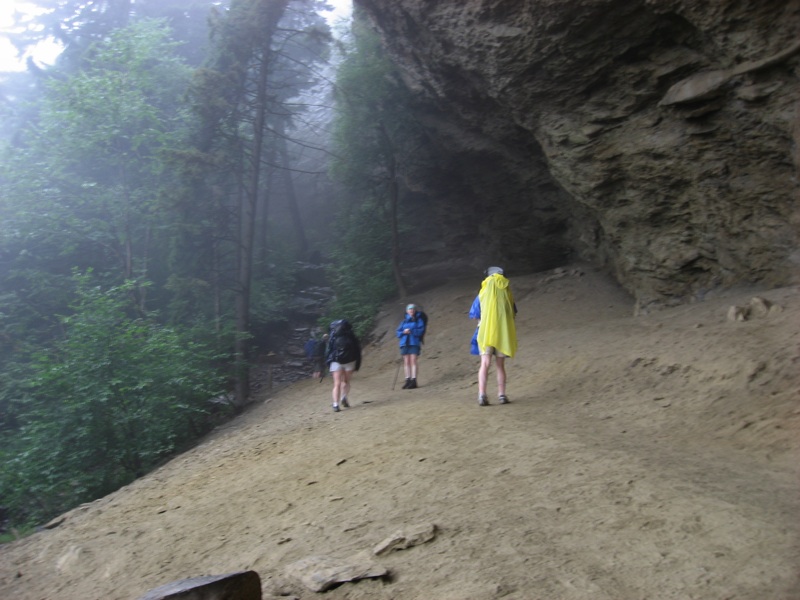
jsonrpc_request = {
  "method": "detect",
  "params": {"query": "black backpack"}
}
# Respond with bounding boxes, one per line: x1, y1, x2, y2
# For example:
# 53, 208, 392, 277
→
329, 319, 359, 363
416, 310, 429, 344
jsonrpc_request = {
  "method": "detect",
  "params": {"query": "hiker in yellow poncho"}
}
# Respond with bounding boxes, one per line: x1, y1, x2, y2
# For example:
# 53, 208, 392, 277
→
469, 266, 517, 406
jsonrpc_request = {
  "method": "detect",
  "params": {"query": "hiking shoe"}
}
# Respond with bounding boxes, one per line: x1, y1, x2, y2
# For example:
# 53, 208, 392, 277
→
402, 378, 411, 389
498, 395, 510, 404
332, 404, 340, 412
478, 394, 489, 406
408, 378, 417, 389
341, 397, 350, 408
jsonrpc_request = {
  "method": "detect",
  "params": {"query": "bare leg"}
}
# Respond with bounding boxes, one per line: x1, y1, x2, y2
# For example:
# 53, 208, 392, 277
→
331, 370, 343, 406
403, 354, 413, 379
408, 354, 418, 379
478, 354, 492, 397
495, 356, 507, 397
342, 369, 353, 401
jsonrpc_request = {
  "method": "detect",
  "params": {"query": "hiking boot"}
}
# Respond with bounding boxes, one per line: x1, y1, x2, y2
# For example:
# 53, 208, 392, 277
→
478, 394, 489, 406
402, 378, 411, 389
407, 378, 417, 389
332, 404, 340, 412
341, 397, 350, 408
498, 395, 510, 404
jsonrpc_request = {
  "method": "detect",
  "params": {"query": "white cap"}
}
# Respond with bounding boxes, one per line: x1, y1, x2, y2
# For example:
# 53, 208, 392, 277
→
486, 266, 504, 276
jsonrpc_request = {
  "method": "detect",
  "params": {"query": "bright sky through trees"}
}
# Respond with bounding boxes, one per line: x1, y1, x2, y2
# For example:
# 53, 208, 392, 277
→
0, 0, 351, 73
0, 1, 62, 71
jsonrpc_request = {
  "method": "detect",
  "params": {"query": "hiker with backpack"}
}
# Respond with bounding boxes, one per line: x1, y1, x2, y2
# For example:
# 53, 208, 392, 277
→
396, 303, 427, 389
325, 319, 362, 412
469, 266, 517, 406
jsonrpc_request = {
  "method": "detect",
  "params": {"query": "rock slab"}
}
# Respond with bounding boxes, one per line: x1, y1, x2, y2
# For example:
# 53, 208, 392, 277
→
137, 570, 261, 600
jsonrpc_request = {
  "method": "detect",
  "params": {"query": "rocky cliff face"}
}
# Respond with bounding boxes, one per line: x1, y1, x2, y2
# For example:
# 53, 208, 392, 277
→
355, 0, 800, 310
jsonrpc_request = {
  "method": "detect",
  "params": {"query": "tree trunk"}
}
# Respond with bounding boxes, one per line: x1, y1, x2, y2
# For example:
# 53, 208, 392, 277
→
235, 182, 255, 407
232, 0, 289, 407
258, 148, 275, 267
379, 122, 406, 297
277, 135, 309, 257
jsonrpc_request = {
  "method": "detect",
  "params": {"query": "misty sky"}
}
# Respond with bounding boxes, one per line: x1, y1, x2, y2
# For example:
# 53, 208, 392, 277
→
0, 0, 352, 73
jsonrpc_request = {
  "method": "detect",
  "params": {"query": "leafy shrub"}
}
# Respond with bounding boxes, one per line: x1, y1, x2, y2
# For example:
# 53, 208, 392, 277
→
323, 202, 396, 338
0, 274, 227, 527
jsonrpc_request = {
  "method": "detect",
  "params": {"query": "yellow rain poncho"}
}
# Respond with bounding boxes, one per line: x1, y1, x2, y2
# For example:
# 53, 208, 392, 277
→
476, 273, 517, 357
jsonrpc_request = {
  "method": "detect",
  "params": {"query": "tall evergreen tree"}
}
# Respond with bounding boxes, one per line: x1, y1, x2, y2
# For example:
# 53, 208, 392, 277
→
4, 0, 217, 71
330, 17, 430, 305
1, 20, 192, 310
177, 0, 332, 405
0, 20, 227, 528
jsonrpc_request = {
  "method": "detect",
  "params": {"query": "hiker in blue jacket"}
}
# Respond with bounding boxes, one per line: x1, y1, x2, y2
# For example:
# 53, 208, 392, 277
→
396, 303, 426, 389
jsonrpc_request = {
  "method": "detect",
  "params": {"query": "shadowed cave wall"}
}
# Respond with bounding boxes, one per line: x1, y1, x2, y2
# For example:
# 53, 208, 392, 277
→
354, 0, 800, 310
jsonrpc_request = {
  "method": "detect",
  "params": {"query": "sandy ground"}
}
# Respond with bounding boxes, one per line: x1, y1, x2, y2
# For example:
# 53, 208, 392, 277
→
1, 263, 798, 600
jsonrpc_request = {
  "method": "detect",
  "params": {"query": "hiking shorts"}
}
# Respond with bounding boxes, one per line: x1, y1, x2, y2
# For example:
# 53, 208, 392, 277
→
480, 346, 508, 358
330, 361, 357, 372
400, 345, 421, 356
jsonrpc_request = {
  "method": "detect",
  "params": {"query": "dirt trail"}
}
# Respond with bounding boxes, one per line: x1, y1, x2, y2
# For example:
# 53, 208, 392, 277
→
1, 264, 798, 600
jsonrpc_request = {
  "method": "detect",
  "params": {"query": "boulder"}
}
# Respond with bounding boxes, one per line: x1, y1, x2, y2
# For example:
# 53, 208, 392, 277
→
137, 571, 261, 600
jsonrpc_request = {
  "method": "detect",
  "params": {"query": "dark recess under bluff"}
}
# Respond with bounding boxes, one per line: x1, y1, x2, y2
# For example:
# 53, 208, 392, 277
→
356, 0, 800, 311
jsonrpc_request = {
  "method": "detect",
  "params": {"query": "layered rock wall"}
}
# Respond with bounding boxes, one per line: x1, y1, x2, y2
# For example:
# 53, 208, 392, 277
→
356, 0, 800, 309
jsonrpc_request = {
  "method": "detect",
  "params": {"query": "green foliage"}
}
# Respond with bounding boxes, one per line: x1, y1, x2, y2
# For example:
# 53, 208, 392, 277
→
250, 244, 299, 327
0, 273, 227, 527
173, 0, 333, 327
0, 525, 35, 544
329, 24, 395, 192
330, 21, 427, 192
326, 19, 432, 336
0, 19, 194, 315
323, 202, 396, 338
0, 22, 203, 451
0, 0, 346, 524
